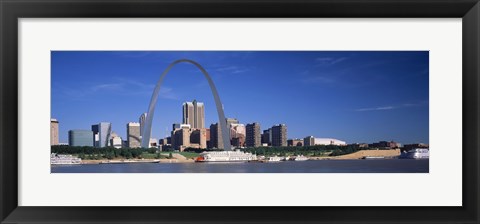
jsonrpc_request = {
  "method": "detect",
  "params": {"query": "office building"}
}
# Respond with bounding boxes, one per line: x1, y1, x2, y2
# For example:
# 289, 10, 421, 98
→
205, 128, 211, 148
68, 130, 94, 147
261, 129, 271, 146
288, 138, 304, 147
171, 124, 207, 151
209, 123, 224, 149
50, 118, 59, 146
182, 100, 205, 129
304, 136, 315, 146
127, 122, 141, 148
246, 122, 261, 147
190, 129, 207, 149
271, 124, 287, 147
91, 122, 111, 147
139, 113, 147, 136
171, 125, 191, 151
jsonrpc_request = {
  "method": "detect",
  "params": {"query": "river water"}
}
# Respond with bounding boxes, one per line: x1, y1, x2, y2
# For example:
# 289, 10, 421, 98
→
51, 159, 428, 173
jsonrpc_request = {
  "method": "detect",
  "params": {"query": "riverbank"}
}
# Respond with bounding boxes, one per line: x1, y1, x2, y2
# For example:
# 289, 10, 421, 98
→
77, 149, 400, 164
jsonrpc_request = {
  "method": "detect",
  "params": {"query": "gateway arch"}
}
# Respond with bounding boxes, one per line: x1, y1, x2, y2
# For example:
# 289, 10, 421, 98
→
141, 59, 232, 151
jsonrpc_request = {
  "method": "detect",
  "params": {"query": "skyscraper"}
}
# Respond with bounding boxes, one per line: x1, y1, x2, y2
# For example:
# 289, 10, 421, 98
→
209, 123, 223, 149
127, 122, 141, 148
50, 118, 59, 145
139, 113, 147, 137
91, 122, 112, 147
182, 100, 205, 129
68, 130, 94, 147
246, 122, 261, 147
271, 124, 287, 147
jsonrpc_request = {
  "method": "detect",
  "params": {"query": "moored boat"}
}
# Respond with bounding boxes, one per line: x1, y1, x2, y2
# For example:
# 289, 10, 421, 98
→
294, 155, 309, 161
266, 156, 282, 162
399, 148, 429, 159
51, 153, 82, 165
362, 156, 385, 159
195, 150, 257, 162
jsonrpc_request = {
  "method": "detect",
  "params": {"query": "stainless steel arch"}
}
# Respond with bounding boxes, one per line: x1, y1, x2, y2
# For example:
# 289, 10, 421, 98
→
141, 59, 232, 150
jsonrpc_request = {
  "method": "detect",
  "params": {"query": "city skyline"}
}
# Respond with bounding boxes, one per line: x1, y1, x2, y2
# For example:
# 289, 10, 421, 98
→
51, 51, 429, 144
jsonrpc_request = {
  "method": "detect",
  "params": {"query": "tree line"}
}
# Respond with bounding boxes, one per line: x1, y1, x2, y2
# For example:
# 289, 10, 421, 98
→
242, 144, 363, 156
51, 145, 159, 160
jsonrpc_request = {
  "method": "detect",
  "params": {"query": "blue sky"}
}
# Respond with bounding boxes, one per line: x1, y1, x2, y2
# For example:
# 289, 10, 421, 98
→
51, 51, 429, 145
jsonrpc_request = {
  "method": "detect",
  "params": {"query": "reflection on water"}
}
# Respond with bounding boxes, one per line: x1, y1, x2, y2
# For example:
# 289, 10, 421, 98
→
51, 159, 429, 173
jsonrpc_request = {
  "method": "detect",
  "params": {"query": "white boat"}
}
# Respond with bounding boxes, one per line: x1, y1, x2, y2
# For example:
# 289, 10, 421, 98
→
294, 155, 309, 161
400, 148, 429, 159
267, 156, 282, 162
51, 153, 82, 165
282, 156, 291, 161
362, 156, 385, 159
195, 150, 257, 162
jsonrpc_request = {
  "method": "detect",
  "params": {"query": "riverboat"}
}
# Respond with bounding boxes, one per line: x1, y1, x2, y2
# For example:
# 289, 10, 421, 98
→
399, 148, 429, 159
50, 153, 82, 165
294, 155, 309, 161
195, 150, 257, 162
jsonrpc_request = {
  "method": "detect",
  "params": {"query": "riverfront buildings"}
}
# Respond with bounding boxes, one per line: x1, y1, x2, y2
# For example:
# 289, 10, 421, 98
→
271, 124, 287, 146
246, 122, 261, 147
369, 141, 401, 149
54, 100, 356, 151
169, 100, 208, 151
127, 122, 141, 148
50, 119, 59, 145
210, 123, 224, 149
230, 123, 246, 147
226, 118, 239, 129
288, 138, 303, 147
183, 100, 205, 129
170, 124, 207, 151
261, 129, 272, 146
68, 130, 94, 147
92, 122, 112, 147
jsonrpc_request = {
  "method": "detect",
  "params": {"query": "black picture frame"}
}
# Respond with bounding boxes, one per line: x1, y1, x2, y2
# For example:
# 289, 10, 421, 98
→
1, 0, 479, 223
